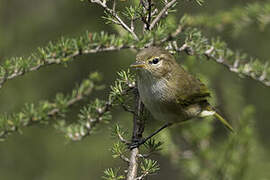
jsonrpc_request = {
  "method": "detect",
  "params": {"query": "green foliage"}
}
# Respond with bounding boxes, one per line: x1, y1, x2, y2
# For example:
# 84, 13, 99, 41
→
175, 105, 255, 180
58, 69, 136, 141
110, 69, 135, 104
143, 139, 163, 154
174, 28, 270, 86
102, 168, 125, 180
183, 1, 270, 34
59, 99, 112, 141
1, 0, 269, 179
0, 72, 102, 141
0, 31, 137, 90
186, 0, 204, 6
140, 159, 160, 175
121, 6, 142, 20
111, 141, 127, 159
111, 124, 128, 140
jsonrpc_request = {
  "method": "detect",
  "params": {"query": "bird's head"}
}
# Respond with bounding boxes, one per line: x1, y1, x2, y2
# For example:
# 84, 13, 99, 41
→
130, 47, 177, 78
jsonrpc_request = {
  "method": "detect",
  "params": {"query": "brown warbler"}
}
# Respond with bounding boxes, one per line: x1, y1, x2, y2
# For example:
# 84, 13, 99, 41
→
130, 47, 233, 146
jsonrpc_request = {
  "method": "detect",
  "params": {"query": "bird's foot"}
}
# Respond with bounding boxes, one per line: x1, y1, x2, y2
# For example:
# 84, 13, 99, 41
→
128, 138, 146, 149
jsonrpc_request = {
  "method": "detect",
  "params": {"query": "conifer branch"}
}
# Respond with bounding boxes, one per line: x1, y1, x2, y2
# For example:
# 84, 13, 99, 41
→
0, 32, 136, 91
0, 73, 101, 140
1, 1, 262, 179
64, 99, 113, 141
63, 70, 136, 141
183, 1, 270, 34
170, 28, 270, 87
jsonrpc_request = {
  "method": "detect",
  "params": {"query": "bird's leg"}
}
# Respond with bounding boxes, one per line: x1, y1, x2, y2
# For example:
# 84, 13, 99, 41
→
129, 122, 173, 149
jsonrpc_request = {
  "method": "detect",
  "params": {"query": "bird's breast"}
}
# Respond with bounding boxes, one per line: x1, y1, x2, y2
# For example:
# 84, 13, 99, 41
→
137, 74, 181, 122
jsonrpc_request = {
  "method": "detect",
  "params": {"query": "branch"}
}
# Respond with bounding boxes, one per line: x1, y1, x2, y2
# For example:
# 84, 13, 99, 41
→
0, 73, 100, 140
0, 23, 181, 92
127, 89, 145, 180
88, 0, 139, 41
203, 47, 270, 86
146, 0, 152, 29
141, 0, 153, 31
2, 23, 269, 100
0, 32, 137, 91
67, 100, 114, 141
183, 1, 270, 34
127, 148, 139, 180
149, 0, 177, 30
64, 70, 136, 141
169, 27, 270, 87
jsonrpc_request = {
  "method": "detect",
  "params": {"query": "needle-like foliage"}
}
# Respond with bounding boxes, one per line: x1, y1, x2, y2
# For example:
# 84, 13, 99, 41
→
0, 0, 267, 179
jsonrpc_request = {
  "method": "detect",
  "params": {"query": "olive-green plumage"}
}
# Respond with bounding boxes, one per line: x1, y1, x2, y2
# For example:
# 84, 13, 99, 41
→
131, 47, 233, 131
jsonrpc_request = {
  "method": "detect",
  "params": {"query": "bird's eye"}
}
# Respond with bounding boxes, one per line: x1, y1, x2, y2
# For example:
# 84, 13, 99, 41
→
152, 58, 159, 64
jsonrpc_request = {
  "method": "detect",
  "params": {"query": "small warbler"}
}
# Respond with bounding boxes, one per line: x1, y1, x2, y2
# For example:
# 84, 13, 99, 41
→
130, 47, 233, 145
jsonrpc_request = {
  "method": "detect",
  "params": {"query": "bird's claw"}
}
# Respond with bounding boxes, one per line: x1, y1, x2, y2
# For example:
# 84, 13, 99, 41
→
128, 138, 146, 149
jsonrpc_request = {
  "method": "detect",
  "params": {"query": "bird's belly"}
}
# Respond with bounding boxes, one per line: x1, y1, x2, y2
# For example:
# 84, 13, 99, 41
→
138, 79, 184, 123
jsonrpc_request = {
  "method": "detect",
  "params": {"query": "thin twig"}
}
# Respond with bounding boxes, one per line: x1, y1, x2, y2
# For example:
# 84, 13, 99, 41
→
121, 104, 135, 114
140, 0, 148, 31
117, 131, 130, 145
112, 0, 116, 12
135, 172, 149, 180
146, 0, 152, 30
159, 23, 184, 45
149, 0, 177, 30
72, 101, 113, 141
139, 0, 158, 31
89, 0, 139, 41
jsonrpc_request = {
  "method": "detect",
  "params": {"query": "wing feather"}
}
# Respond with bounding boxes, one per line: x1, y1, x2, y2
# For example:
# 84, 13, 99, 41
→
171, 66, 210, 107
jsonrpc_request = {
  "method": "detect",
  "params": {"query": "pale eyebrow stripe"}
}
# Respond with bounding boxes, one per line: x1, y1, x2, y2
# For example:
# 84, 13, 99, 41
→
149, 56, 160, 60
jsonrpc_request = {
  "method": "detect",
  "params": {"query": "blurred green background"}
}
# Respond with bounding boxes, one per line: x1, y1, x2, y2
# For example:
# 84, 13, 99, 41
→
0, 0, 270, 179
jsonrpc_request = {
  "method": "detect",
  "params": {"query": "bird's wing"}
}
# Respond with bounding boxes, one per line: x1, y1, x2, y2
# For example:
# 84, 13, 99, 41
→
173, 69, 211, 107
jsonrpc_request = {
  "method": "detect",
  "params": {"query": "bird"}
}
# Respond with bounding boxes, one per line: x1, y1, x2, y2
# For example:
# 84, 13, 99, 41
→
130, 46, 233, 147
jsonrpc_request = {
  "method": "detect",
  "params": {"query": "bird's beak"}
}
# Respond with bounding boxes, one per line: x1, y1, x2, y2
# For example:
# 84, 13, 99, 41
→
130, 61, 146, 69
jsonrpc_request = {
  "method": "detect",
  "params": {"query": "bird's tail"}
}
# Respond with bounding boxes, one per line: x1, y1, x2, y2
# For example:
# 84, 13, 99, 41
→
199, 107, 234, 132
213, 112, 234, 132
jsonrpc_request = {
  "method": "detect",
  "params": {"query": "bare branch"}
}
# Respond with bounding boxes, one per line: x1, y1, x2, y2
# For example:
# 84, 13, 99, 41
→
139, 0, 158, 31
147, 0, 152, 25
149, 0, 177, 30
127, 148, 139, 180
145, 0, 152, 30
127, 89, 145, 180
117, 131, 130, 145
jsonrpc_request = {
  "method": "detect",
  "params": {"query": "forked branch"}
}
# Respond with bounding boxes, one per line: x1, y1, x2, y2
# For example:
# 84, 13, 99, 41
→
88, 0, 139, 41
149, 0, 177, 30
